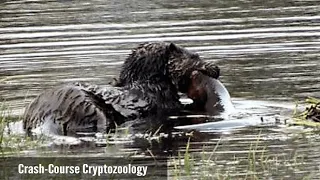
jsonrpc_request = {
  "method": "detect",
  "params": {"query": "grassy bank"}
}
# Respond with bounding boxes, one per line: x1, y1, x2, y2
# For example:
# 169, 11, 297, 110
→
293, 97, 320, 127
170, 132, 315, 180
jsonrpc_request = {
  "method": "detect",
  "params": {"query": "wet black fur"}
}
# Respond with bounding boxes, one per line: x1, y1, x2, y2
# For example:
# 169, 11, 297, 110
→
23, 42, 220, 135
116, 42, 220, 112
112, 42, 220, 131
116, 42, 220, 93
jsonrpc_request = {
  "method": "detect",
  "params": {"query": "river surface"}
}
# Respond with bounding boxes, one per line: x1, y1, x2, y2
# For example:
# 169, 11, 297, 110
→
0, 0, 320, 179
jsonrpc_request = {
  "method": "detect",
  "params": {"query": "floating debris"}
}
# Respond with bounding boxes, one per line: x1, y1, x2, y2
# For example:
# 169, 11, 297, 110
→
293, 97, 320, 127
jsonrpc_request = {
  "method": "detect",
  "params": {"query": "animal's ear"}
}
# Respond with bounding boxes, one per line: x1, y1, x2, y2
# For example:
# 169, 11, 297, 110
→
198, 63, 220, 79
169, 43, 178, 52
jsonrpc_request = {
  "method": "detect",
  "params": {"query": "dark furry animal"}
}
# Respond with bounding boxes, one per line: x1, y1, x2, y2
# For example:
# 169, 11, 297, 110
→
23, 42, 220, 136
23, 81, 183, 136
23, 84, 125, 136
115, 42, 220, 115
116, 42, 220, 93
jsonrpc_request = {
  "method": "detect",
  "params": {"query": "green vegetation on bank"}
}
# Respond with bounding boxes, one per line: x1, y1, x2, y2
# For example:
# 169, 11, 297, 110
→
0, 97, 320, 179
171, 132, 313, 180
293, 97, 320, 127
0, 102, 41, 155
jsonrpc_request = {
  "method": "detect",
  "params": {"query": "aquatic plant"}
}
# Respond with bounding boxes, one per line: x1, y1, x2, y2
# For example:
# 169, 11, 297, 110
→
169, 131, 314, 180
0, 103, 6, 147
0, 102, 43, 155
0, 101, 12, 149
293, 97, 320, 127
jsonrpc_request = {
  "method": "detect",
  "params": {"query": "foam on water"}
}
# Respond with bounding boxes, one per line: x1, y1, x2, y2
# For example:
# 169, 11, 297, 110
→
175, 99, 294, 132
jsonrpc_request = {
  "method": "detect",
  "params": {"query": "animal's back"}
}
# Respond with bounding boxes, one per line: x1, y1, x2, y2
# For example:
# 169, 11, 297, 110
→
23, 85, 116, 136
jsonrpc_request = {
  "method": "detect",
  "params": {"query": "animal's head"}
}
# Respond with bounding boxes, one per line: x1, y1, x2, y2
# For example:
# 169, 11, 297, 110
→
165, 43, 220, 93
117, 42, 220, 93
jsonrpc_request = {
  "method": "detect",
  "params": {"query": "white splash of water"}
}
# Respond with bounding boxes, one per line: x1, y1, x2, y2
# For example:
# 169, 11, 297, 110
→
31, 117, 61, 136
3, 120, 25, 135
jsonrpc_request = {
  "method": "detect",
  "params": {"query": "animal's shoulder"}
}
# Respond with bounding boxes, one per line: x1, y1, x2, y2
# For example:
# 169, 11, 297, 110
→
75, 82, 151, 118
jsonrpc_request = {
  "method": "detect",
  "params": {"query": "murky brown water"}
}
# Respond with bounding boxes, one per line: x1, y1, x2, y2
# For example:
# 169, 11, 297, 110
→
1, 0, 320, 179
